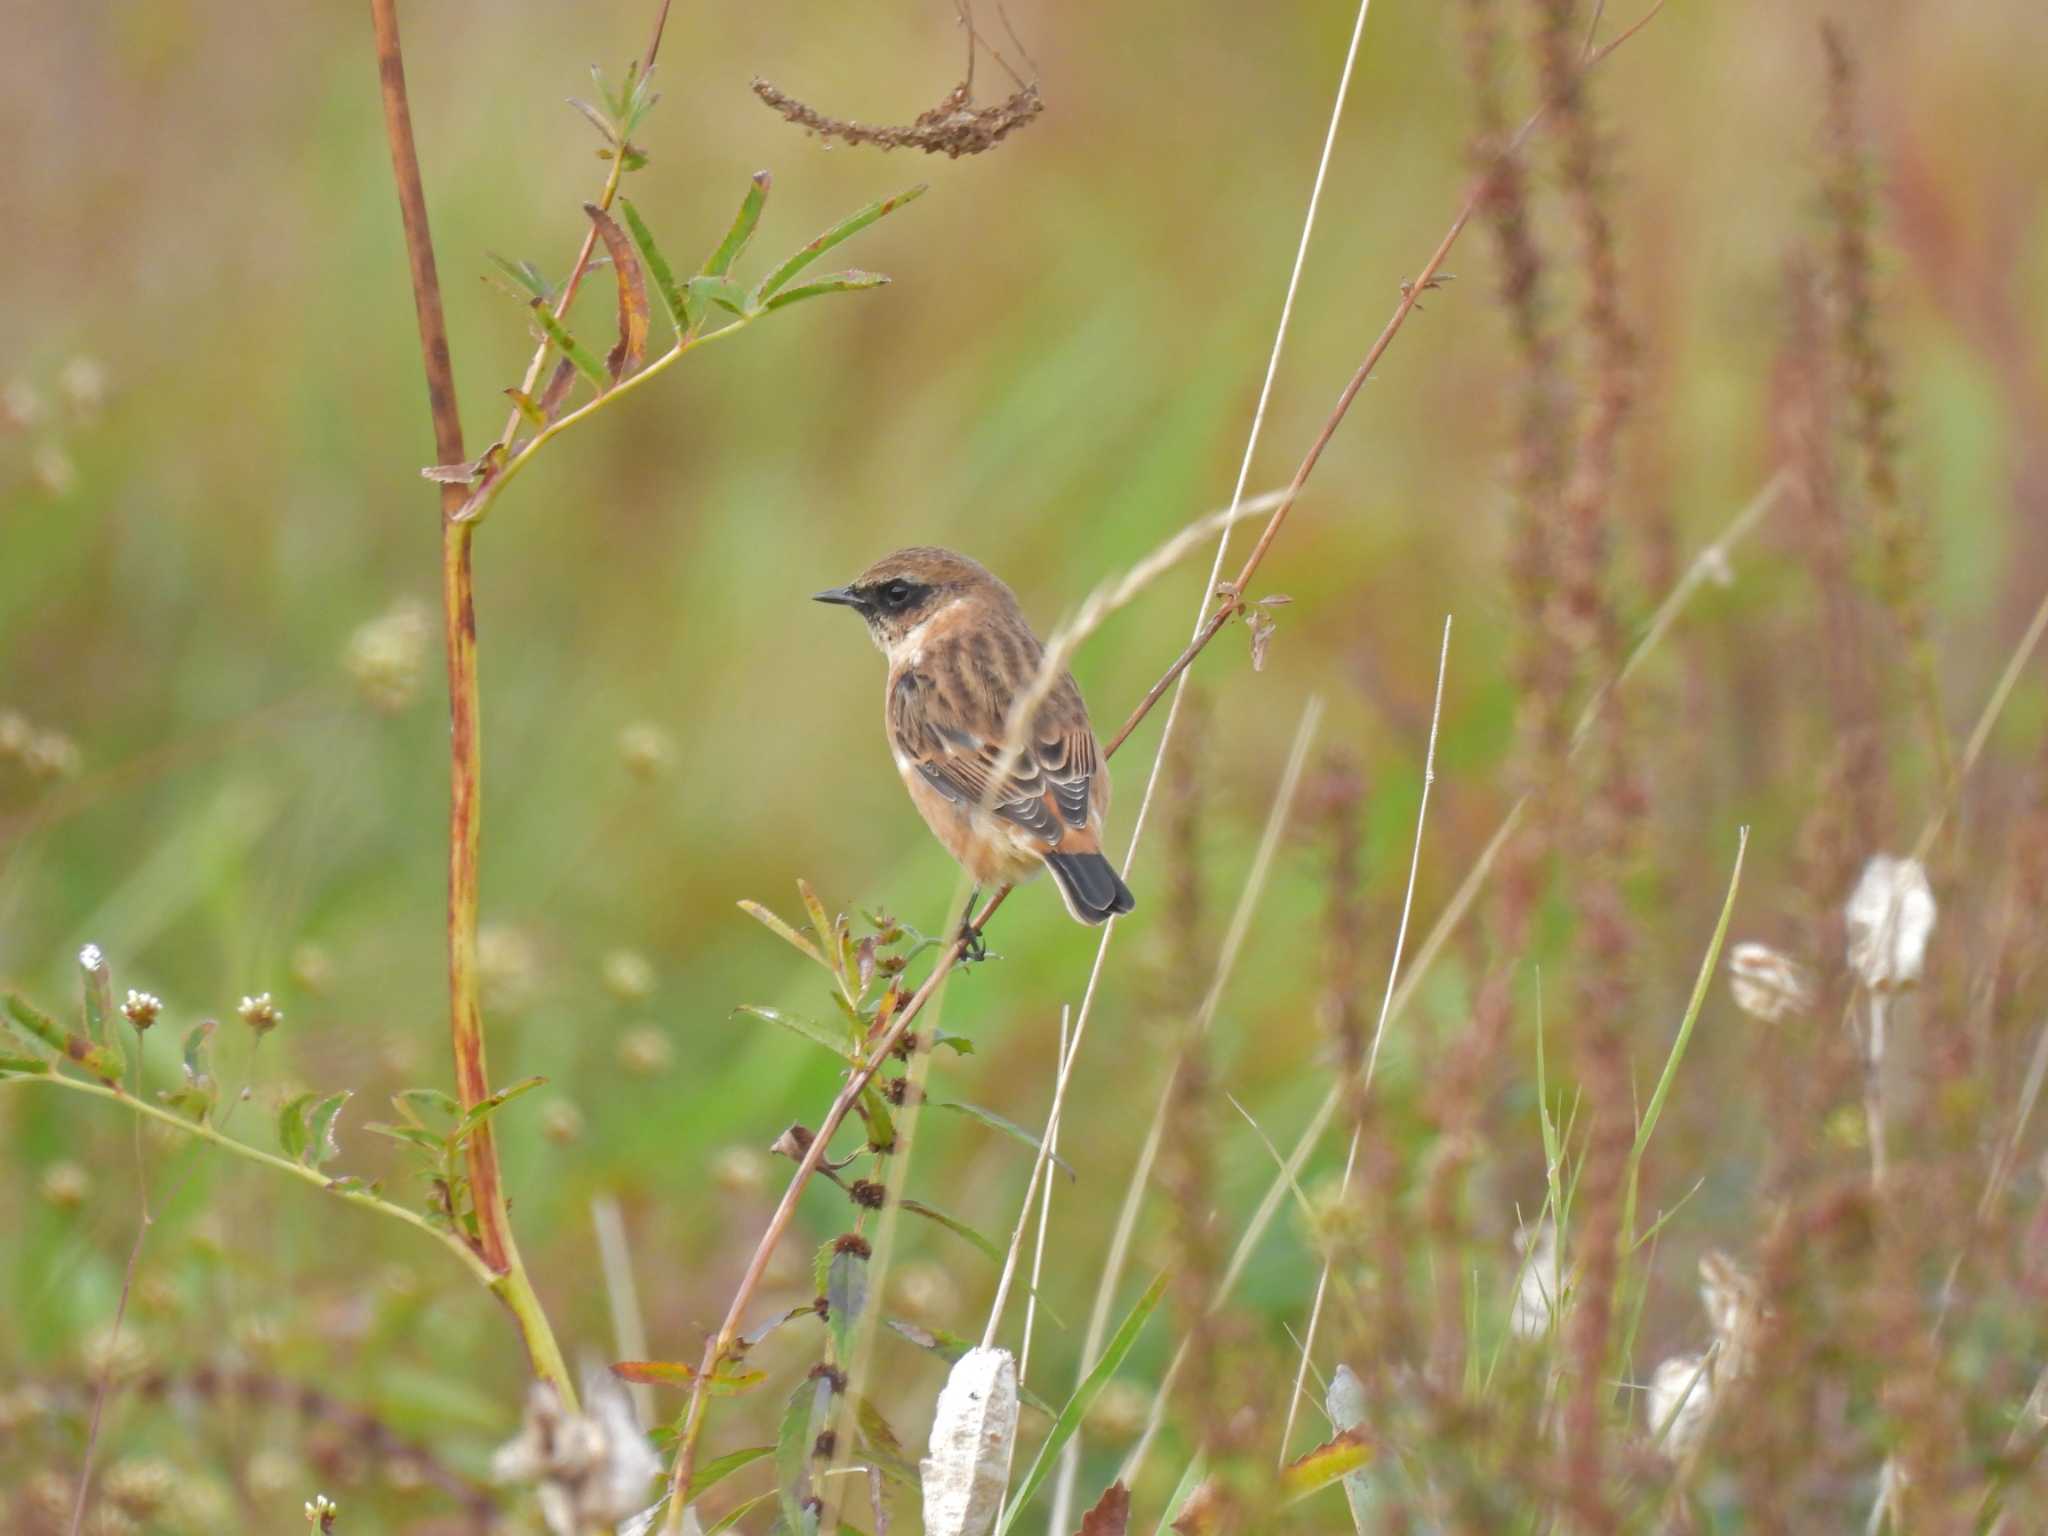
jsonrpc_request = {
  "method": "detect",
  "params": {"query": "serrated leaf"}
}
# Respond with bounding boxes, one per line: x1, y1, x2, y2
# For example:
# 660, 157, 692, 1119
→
1278, 1427, 1373, 1501
619, 196, 692, 337
584, 203, 650, 380
762, 270, 890, 312
754, 184, 926, 303
995, 1271, 1169, 1535
457, 1074, 547, 1136
529, 299, 610, 392
303, 1090, 351, 1168
1076, 1482, 1131, 1536
901, 1200, 1000, 1265
735, 1004, 853, 1061
827, 1244, 869, 1363
703, 171, 771, 278
738, 899, 828, 967
935, 1100, 1073, 1178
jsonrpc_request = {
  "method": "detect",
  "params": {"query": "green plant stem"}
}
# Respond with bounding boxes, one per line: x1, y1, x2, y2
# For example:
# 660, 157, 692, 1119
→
370, 0, 573, 1403
455, 319, 756, 528
8, 1069, 499, 1288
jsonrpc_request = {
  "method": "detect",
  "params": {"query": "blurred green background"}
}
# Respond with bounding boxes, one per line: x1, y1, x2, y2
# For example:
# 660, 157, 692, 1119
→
4, 0, 2047, 1528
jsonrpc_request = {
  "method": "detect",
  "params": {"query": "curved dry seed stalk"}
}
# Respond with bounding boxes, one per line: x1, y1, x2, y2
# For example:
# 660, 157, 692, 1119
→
752, 77, 1043, 158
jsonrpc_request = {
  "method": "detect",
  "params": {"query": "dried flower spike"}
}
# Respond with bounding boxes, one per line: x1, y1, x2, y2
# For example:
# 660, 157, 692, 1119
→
122, 990, 163, 1030
238, 993, 283, 1034
1844, 854, 1936, 989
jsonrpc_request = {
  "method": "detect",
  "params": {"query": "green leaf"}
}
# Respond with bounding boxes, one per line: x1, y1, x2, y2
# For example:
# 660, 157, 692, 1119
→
611, 1360, 768, 1397
278, 1092, 314, 1164
302, 1090, 351, 1168
795, 880, 839, 983
901, 1199, 1000, 1264
688, 1443, 775, 1501
754, 184, 927, 303
738, 899, 828, 968
487, 252, 553, 301
859, 1080, 896, 1152
529, 299, 610, 393
364, 1122, 445, 1155
0, 1052, 50, 1076
735, 1005, 853, 1062
504, 387, 548, 427
394, 1087, 461, 1127
703, 171, 771, 278
935, 1099, 1073, 1177
456, 1075, 547, 1136
619, 197, 692, 337
856, 1395, 922, 1491
1279, 1428, 1373, 1502
5, 992, 65, 1053
762, 270, 890, 312
706, 1489, 779, 1536
932, 1027, 975, 1056
886, 1320, 1058, 1418
826, 1243, 869, 1363
1153, 1456, 1208, 1536
686, 275, 750, 317
996, 1270, 1169, 1535
775, 1374, 822, 1536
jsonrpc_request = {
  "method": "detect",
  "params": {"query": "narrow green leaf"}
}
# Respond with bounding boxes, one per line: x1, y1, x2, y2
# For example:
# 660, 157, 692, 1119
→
859, 1080, 896, 1152
795, 879, 838, 984
504, 387, 547, 427
935, 1099, 1073, 1177
1153, 1456, 1208, 1536
734, 1005, 853, 1062
813, 1236, 838, 1300
737, 899, 827, 967
826, 1244, 869, 1363
0, 1052, 50, 1076
706, 1489, 778, 1536
566, 95, 620, 146
1279, 1427, 1373, 1501
997, 1270, 1169, 1534
703, 171, 771, 278
856, 1397, 921, 1491
901, 1199, 1000, 1264
364, 1122, 445, 1154
278, 1092, 314, 1164
775, 1375, 820, 1536
529, 299, 610, 392
487, 251, 554, 301
457, 1075, 547, 1136
754, 184, 927, 303
619, 196, 692, 336
686, 275, 750, 317
5, 993, 65, 1053
303, 1090, 351, 1168
887, 1320, 1059, 1418
762, 270, 890, 312
688, 1444, 776, 1501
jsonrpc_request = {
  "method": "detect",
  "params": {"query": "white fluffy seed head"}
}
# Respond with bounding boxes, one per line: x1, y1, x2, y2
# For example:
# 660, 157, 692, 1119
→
1845, 854, 1937, 991
1727, 941, 1816, 1023
1647, 1353, 1714, 1456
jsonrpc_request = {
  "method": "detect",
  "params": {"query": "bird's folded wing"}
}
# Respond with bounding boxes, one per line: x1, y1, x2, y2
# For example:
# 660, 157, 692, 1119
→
890, 671, 1100, 846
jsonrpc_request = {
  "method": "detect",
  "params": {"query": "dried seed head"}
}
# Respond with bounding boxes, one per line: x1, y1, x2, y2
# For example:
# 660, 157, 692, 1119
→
1726, 941, 1816, 1024
616, 1025, 673, 1077
618, 722, 675, 782
41, 1160, 91, 1209
1845, 854, 1936, 990
122, 990, 163, 1030
602, 949, 656, 1003
344, 600, 433, 714
1510, 1218, 1565, 1340
493, 1373, 660, 1536
920, 1346, 1019, 1536
238, 993, 282, 1035
1646, 1353, 1714, 1456
104, 1459, 178, 1517
771, 1124, 815, 1161
849, 1178, 887, 1209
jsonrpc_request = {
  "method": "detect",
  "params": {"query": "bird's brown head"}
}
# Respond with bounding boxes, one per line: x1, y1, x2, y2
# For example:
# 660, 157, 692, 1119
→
813, 547, 1017, 656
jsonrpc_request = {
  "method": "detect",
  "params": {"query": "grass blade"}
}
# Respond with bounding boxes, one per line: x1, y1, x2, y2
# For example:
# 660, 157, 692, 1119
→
753, 184, 926, 303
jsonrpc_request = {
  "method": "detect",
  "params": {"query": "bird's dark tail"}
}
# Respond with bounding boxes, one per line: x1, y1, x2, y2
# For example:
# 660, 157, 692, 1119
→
1042, 849, 1137, 925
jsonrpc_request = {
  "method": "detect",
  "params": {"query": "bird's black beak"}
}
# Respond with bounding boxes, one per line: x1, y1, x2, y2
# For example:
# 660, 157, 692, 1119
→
812, 585, 866, 610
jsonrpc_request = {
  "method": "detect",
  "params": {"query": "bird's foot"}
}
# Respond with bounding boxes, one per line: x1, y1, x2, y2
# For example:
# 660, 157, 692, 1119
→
956, 918, 990, 966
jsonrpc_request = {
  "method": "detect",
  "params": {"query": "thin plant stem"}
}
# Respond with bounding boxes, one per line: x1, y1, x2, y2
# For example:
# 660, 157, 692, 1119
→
1278, 615, 1450, 1462
1046, 699, 1322, 1528
594, 1195, 655, 1426
368, 0, 572, 1398
1018, 1006, 1070, 1386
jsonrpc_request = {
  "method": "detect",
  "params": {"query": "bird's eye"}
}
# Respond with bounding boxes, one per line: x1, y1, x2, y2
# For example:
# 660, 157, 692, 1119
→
881, 580, 914, 609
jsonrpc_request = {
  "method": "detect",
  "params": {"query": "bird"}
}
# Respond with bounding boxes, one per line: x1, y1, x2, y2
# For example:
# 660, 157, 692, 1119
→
813, 547, 1137, 926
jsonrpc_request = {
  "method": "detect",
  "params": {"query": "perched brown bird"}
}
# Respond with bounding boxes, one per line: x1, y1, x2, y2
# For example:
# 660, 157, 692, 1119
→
814, 548, 1137, 925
